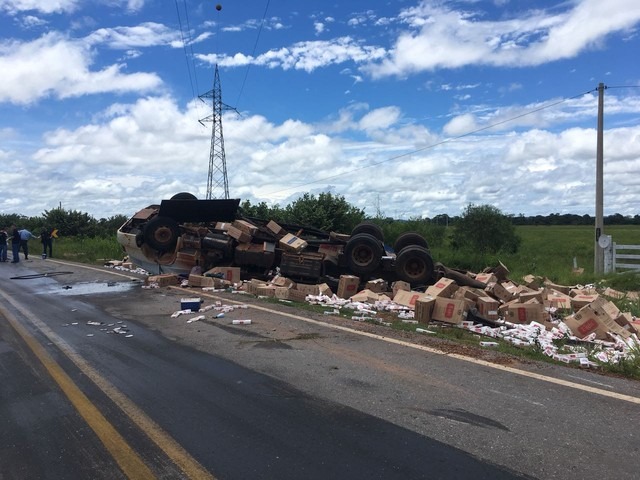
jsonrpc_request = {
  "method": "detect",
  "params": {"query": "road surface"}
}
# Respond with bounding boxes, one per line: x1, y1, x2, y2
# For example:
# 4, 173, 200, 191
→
1, 257, 639, 479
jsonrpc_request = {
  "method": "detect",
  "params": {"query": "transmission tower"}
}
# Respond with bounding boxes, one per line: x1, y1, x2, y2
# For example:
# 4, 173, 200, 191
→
199, 64, 237, 199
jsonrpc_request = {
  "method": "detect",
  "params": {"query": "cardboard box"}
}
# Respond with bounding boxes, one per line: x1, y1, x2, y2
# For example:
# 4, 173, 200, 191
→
505, 303, 545, 324
350, 289, 379, 303
476, 296, 500, 320
274, 287, 291, 299
415, 297, 436, 324
266, 220, 284, 236
147, 274, 179, 287
205, 266, 241, 284
393, 290, 427, 309
543, 280, 572, 295
256, 285, 277, 297
603, 287, 626, 299
518, 290, 544, 304
570, 294, 600, 312
270, 275, 297, 289
188, 274, 215, 287
546, 289, 573, 310
485, 282, 514, 303
564, 298, 630, 340
337, 275, 359, 299
474, 273, 497, 285
454, 286, 485, 302
226, 225, 252, 243
365, 278, 387, 293
522, 274, 542, 289
215, 222, 230, 231
286, 289, 308, 302
279, 233, 308, 253
296, 283, 321, 296
318, 283, 333, 296
432, 298, 469, 324
425, 278, 458, 298
245, 281, 267, 295
391, 281, 410, 299
232, 219, 258, 236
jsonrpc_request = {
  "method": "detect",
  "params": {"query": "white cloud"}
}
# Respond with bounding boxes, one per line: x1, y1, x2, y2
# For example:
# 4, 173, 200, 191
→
0, 0, 78, 14
0, 32, 163, 104
85, 22, 180, 49
364, 0, 640, 77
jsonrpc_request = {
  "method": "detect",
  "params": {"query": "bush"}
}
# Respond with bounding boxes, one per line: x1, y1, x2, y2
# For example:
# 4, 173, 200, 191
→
451, 204, 521, 255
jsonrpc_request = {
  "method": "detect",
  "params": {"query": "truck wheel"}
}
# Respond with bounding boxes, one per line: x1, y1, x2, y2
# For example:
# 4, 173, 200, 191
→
393, 232, 428, 253
345, 233, 383, 275
144, 216, 179, 251
350, 222, 384, 242
171, 192, 197, 200
395, 246, 434, 284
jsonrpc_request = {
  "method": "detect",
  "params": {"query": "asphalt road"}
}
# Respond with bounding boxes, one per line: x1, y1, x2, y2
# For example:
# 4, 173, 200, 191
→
1, 257, 639, 479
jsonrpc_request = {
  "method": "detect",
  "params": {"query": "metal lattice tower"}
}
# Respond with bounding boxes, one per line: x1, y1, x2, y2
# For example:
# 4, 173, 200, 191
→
199, 64, 237, 199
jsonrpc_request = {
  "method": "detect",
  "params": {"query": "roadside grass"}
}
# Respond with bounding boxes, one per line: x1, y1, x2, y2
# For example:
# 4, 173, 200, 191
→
26, 236, 124, 264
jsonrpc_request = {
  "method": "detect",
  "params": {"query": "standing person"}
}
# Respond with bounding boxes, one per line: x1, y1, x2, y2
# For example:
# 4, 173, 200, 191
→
0, 228, 7, 262
41, 227, 53, 258
18, 227, 37, 260
10, 225, 20, 263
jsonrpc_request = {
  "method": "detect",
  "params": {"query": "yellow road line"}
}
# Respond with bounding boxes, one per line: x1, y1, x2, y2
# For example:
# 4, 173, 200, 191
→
0, 290, 214, 480
190, 289, 640, 406
0, 303, 155, 479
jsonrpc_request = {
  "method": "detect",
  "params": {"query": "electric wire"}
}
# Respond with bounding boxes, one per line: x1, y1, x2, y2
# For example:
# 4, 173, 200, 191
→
174, 0, 197, 102
234, 0, 271, 110
264, 87, 599, 197
182, 0, 200, 96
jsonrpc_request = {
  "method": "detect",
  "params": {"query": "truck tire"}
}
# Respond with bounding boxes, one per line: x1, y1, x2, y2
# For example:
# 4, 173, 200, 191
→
344, 233, 383, 275
144, 216, 179, 251
395, 246, 434, 285
393, 232, 429, 253
350, 222, 384, 242
171, 192, 198, 200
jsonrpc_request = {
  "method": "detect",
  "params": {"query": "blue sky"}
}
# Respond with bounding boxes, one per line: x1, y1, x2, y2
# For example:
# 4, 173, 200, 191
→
1, 0, 639, 220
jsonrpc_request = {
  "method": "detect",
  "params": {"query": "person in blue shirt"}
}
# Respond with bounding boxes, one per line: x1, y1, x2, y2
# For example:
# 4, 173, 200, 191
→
0, 228, 7, 262
18, 228, 37, 260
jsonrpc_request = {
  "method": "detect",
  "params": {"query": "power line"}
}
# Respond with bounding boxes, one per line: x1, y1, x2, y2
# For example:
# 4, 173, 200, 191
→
263, 88, 597, 197
234, 0, 271, 110
174, 0, 197, 102
182, 0, 200, 96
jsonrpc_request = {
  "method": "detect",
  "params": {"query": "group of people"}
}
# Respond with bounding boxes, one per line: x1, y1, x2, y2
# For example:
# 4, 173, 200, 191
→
0, 226, 54, 263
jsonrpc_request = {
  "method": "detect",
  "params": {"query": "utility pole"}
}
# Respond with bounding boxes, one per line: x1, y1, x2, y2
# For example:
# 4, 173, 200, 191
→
594, 83, 606, 275
199, 64, 237, 199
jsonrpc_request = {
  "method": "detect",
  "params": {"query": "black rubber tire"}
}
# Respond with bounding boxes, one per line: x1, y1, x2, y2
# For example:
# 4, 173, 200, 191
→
171, 192, 198, 200
393, 232, 429, 253
144, 216, 179, 251
350, 222, 384, 242
395, 246, 435, 285
135, 233, 144, 247
344, 233, 383, 275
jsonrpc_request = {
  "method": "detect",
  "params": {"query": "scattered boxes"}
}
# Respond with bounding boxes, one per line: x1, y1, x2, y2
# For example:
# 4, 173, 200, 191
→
279, 233, 308, 253
337, 275, 360, 299
415, 297, 436, 324
148, 274, 179, 287
432, 298, 469, 325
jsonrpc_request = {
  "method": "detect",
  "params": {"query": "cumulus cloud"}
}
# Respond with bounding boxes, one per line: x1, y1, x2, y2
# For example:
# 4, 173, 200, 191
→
0, 0, 79, 15
0, 32, 163, 105
85, 22, 180, 49
364, 0, 640, 77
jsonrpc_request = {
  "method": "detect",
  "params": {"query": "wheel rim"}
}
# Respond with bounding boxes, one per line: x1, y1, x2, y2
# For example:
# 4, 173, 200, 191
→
153, 226, 174, 246
352, 245, 374, 267
404, 258, 426, 280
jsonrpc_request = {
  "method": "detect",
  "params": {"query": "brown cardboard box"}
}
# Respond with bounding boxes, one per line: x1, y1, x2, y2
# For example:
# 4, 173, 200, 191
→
474, 273, 497, 285
227, 225, 252, 243
270, 275, 297, 289
603, 287, 626, 299
256, 285, 277, 297
614, 312, 638, 334
485, 282, 513, 303
148, 274, 179, 287
274, 287, 291, 299
543, 280, 572, 295
318, 243, 343, 260
318, 283, 333, 296
205, 266, 241, 284
522, 274, 542, 289
279, 233, 308, 253
215, 222, 230, 231
432, 298, 469, 324
188, 274, 215, 287
455, 286, 485, 301
570, 286, 598, 297
415, 297, 436, 324
286, 289, 308, 302
570, 294, 600, 312
232, 219, 258, 236
365, 278, 387, 293
546, 289, 572, 310
391, 281, 410, 299
476, 296, 500, 320
337, 275, 360, 299
564, 297, 630, 340
518, 290, 544, 303
266, 220, 284, 236
393, 290, 427, 309
350, 289, 377, 303
425, 278, 458, 298
505, 303, 545, 324
296, 283, 321, 296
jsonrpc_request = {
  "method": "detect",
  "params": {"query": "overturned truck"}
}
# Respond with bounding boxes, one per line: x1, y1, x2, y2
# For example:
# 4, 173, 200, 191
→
117, 193, 436, 287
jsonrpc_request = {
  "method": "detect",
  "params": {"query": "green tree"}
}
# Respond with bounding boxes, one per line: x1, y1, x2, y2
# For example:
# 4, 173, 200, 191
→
42, 207, 98, 237
451, 204, 521, 255
284, 192, 365, 232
